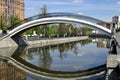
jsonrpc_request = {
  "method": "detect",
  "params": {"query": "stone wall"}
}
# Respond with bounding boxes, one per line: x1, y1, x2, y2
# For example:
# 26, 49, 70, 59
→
27, 36, 88, 48
0, 36, 88, 48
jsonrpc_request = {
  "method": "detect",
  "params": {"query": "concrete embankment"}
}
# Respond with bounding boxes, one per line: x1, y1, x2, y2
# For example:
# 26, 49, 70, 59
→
0, 36, 88, 48
27, 36, 88, 48
105, 54, 120, 80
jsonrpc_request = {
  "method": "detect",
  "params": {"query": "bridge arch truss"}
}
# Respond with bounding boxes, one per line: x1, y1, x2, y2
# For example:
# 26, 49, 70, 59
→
8, 18, 112, 37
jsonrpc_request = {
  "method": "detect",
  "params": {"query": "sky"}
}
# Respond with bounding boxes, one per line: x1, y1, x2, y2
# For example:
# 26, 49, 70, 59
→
25, 0, 120, 22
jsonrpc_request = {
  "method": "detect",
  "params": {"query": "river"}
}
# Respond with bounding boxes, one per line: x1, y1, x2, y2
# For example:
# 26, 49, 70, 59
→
0, 37, 110, 80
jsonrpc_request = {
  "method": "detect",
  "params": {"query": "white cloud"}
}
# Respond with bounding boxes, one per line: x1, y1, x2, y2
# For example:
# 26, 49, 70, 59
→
77, 13, 84, 15
73, 0, 84, 3
117, 2, 120, 5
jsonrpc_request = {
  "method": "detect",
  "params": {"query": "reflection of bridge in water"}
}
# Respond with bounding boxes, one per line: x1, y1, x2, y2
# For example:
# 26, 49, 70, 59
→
0, 38, 109, 80
0, 13, 114, 79
0, 46, 106, 80
0, 13, 112, 48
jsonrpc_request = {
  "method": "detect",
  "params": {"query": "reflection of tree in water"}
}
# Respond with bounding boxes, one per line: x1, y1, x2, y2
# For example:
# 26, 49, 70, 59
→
73, 44, 79, 55
81, 39, 92, 46
73, 39, 92, 55
57, 43, 76, 60
26, 48, 38, 60
25, 39, 92, 69
26, 47, 52, 69
39, 47, 52, 69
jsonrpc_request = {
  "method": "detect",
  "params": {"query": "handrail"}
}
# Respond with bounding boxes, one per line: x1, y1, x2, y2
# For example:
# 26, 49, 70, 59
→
7, 13, 106, 30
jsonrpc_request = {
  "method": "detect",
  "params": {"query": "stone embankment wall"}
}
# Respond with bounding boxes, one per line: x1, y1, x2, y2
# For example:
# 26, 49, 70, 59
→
27, 36, 88, 48
0, 36, 88, 48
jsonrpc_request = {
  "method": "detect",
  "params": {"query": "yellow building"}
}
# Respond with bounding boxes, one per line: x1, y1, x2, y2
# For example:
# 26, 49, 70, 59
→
0, 0, 24, 20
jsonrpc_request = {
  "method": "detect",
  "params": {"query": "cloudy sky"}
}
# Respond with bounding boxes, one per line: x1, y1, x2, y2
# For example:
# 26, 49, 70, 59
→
25, 0, 120, 22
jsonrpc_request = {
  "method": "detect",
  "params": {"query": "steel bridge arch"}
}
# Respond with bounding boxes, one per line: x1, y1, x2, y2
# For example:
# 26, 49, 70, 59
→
6, 17, 111, 38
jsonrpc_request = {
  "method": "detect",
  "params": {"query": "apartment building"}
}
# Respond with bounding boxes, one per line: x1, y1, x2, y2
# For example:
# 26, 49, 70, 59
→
0, 0, 24, 20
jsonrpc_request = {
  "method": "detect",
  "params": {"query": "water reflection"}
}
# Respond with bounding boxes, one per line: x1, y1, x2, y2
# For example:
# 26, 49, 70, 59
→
0, 38, 110, 80
16, 38, 109, 72
0, 59, 25, 80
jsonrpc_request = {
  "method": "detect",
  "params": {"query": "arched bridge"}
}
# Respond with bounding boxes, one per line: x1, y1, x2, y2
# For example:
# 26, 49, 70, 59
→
0, 13, 112, 48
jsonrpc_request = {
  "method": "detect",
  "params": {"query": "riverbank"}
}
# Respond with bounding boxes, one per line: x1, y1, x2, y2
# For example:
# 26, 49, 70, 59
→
27, 36, 88, 48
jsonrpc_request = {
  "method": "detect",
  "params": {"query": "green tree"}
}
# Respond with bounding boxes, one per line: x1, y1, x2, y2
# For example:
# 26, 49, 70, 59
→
72, 27, 78, 36
36, 26, 42, 35
80, 27, 93, 35
58, 23, 67, 36
8, 15, 20, 28
45, 26, 57, 37
40, 5, 47, 16
0, 14, 7, 31
40, 5, 48, 37
25, 28, 33, 36
45, 26, 51, 37
68, 25, 72, 36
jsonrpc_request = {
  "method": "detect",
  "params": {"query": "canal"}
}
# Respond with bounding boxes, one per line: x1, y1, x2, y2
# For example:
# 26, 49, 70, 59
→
0, 37, 110, 80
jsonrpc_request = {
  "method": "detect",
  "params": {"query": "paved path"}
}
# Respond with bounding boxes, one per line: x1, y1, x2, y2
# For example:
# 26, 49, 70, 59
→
106, 54, 120, 80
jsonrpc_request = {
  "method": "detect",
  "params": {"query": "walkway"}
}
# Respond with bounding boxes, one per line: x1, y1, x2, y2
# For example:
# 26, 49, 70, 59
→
105, 31, 120, 80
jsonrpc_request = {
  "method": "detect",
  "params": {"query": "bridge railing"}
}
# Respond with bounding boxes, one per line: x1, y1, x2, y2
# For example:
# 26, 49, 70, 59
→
7, 13, 106, 31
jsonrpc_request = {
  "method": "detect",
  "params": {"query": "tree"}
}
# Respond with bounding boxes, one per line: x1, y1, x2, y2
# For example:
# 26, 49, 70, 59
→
0, 14, 20, 33
67, 24, 73, 36
8, 15, 20, 28
0, 14, 7, 32
58, 23, 67, 36
36, 26, 42, 35
80, 27, 93, 35
40, 5, 48, 37
40, 5, 47, 16
45, 26, 57, 37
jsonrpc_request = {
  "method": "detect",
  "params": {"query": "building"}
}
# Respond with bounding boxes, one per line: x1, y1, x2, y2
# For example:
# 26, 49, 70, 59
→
0, 60, 25, 80
112, 16, 120, 30
0, 0, 24, 20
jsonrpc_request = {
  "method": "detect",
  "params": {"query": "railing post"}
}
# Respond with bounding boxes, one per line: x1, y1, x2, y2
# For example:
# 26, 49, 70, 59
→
110, 37, 117, 54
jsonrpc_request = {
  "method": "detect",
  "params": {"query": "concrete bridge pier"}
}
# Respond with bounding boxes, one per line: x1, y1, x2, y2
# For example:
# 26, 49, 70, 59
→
0, 36, 28, 48
0, 37, 18, 48
12, 36, 28, 46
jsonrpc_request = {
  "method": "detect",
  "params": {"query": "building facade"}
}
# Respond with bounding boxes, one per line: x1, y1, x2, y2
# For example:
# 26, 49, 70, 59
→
0, 0, 24, 20
112, 16, 120, 30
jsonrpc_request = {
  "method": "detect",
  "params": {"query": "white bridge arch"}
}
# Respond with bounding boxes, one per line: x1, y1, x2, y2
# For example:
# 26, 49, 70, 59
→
6, 17, 112, 37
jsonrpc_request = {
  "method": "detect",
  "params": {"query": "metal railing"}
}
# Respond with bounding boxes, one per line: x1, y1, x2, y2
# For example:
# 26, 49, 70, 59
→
7, 13, 106, 31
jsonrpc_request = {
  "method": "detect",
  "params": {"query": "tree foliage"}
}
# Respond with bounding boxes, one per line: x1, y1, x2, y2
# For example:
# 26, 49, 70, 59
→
0, 14, 7, 30
40, 5, 47, 16
8, 15, 20, 28
0, 14, 20, 32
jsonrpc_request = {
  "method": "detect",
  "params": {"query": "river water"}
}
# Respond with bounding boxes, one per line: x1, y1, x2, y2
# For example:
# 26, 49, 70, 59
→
0, 37, 110, 80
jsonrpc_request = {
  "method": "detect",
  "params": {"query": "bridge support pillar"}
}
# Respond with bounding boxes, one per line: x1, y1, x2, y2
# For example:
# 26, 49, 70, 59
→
0, 36, 28, 48
12, 36, 28, 46
0, 37, 18, 48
